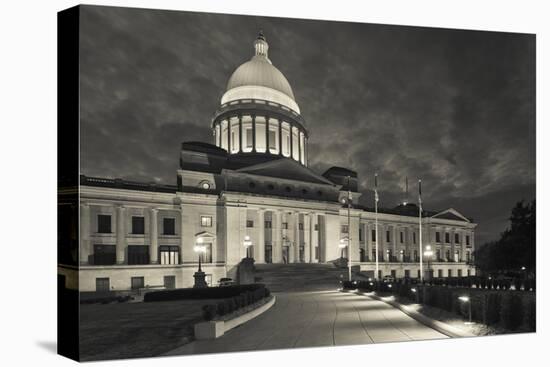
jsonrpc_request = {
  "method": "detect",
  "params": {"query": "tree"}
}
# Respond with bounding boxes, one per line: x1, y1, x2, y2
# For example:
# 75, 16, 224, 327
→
474, 200, 535, 276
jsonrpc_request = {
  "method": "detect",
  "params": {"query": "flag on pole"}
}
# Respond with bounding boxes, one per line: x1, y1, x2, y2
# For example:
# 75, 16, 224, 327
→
418, 179, 422, 208
374, 173, 379, 202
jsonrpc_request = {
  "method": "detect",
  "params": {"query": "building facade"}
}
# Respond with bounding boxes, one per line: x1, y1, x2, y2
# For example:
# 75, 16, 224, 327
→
59, 33, 476, 292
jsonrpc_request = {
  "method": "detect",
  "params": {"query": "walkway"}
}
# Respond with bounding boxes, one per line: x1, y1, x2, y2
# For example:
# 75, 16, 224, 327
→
165, 290, 447, 356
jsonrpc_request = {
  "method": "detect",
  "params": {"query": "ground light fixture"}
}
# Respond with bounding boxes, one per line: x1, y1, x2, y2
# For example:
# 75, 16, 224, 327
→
243, 235, 253, 258
458, 295, 473, 324
411, 288, 417, 293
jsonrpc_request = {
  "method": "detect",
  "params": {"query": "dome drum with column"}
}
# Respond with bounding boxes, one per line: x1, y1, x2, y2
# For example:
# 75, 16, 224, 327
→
212, 32, 309, 167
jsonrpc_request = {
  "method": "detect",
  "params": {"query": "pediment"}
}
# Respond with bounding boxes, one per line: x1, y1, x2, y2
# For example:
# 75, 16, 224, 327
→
431, 208, 470, 222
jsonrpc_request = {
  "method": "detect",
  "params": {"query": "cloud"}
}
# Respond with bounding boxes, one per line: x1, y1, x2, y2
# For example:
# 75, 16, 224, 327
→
79, 6, 535, 245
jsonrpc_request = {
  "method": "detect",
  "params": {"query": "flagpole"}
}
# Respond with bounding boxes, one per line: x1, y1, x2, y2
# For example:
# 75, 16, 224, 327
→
347, 176, 352, 282
374, 173, 379, 280
418, 179, 423, 282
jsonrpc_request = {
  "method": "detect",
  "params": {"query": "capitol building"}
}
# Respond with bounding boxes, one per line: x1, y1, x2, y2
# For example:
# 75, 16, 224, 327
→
60, 33, 476, 292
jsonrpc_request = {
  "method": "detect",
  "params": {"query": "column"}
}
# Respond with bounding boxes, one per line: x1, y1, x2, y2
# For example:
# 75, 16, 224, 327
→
252, 115, 256, 152
227, 119, 231, 153
461, 231, 466, 262
294, 212, 300, 262
80, 203, 90, 264
273, 210, 282, 263
150, 208, 159, 264
265, 117, 270, 154
304, 213, 311, 263
278, 120, 283, 156
290, 124, 294, 159
393, 226, 398, 261
238, 115, 243, 153
257, 209, 265, 263
116, 205, 126, 264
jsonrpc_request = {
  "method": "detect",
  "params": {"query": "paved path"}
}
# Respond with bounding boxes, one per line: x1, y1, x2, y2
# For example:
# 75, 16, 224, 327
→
165, 290, 447, 356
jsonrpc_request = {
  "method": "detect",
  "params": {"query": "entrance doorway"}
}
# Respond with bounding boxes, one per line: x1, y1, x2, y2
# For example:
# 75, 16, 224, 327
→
299, 246, 305, 262
282, 246, 290, 264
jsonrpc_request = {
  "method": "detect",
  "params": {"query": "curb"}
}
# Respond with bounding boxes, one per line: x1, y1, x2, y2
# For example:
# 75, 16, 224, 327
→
366, 293, 475, 338
194, 295, 276, 340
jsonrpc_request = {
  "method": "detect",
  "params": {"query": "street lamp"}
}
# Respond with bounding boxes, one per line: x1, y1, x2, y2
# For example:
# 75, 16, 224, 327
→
193, 237, 208, 288
424, 245, 434, 280
458, 295, 473, 324
194, 237, 206, 272
243, 235, 253, 258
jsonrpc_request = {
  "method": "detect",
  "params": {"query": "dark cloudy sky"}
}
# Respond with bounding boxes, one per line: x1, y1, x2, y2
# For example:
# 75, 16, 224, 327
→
79, 5, 535, 245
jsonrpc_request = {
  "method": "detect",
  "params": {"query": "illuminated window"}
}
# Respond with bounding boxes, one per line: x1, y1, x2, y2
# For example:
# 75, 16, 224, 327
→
201, 216, 212, 227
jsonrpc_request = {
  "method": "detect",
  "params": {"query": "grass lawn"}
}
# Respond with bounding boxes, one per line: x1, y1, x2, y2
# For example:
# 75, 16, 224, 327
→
79, 298, 214, 361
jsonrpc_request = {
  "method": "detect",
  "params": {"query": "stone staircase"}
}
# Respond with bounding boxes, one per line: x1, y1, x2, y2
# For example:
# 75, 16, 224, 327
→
254, 263, 347, 292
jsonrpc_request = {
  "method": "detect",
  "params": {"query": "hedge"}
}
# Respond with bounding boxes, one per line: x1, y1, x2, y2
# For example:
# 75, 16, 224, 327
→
143, 283, 266, 302
202, 287, 271, 321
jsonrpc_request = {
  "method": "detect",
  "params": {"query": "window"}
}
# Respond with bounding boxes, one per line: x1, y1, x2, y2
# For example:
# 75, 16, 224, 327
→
371, 229, 376, 242
413, 250, 418, 261
436, 249, 441, 261
131, 276, 144, 290
417, 270, 421, 278
200, 216, 212, 227
445, 232, 450, 243
132, 216, 145, 234
164, 276, 176, 289
359, 227, 363, 241
446, 250, 451, 261
386, 231, 390, 242
466, 235, 471, 246
391, 270, 396, 278
265, 221, 272, 229
299, 223, 304, 230
97, 214, 111, 233
163, 218, 175, 235
282, 222, 288, 229
455, 233, 460, 243
448, 269, 452, 277
413, 232, 416, 244
246, 220, 254, 228
458, 269, 463, 277
246, 129, 253, 148
400, 232, 404, 243
96, 278, 110, 292
268, 130, 277, 149
315, 246, 319, 260
404, 270, 410, 278
435, 232, 441, 243
231, 130, 237, 151
314, 224, 319, 231
159, 245, 179, 265
438, 269, 443, 278
93, 245, 116, 265
128, 246, 149, 265
467, 269, 471, 277
466, 251, 471, 262
341, 225, 349, 234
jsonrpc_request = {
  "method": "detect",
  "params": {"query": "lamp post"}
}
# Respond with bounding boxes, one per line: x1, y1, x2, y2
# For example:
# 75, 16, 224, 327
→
341, 176, 352, 281
243, 235, 253, 258
458, 295, 472, 324
424, 245, 433, 280
193, 237, 208, 288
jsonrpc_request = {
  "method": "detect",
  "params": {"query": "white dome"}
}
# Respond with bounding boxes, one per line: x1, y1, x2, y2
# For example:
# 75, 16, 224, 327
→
226, 55, 295, 100
221, 33, 300, 114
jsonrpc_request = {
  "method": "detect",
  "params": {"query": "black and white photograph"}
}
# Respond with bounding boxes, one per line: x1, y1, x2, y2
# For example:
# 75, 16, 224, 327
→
2, 1, 540, 365
55, 4, 538, 362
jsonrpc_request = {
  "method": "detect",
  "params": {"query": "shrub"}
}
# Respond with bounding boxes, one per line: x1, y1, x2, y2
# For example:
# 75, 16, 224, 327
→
524, 297, 536, 331
485, 292, 502, 325
144, 283, 265, 302
202, 304, 217, 321
500, 294, 523, 330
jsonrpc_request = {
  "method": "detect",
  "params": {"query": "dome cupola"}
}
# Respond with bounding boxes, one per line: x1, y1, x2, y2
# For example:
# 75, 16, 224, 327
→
212, 32, 309, 167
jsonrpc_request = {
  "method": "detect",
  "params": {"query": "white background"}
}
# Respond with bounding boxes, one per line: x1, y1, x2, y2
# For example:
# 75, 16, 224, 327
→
0, 0, 547, 366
